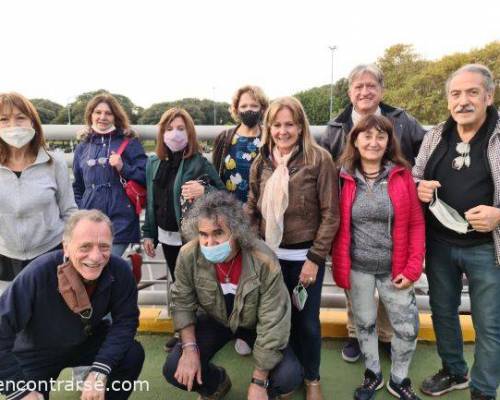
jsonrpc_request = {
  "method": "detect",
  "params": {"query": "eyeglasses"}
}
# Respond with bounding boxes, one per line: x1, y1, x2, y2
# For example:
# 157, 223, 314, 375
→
86, 157, 108, 167
452, 142, 470, 170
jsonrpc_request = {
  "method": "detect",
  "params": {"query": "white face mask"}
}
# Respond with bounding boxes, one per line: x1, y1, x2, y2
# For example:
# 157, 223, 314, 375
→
428, 189, 473, 234
0, 126, 36, 148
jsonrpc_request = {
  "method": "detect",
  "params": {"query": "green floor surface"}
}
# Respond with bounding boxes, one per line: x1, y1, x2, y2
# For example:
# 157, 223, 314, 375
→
49, 334, 497, 399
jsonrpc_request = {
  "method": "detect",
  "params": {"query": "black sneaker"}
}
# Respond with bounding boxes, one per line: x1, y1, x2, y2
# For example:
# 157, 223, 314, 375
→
198, 367, 232, 399
420, 368, 469, 396
164, 336, 179, 352
342, 338, 361, 362
354, 369, 384, 400
387, 377, 420, 399
471, 389, 495, 400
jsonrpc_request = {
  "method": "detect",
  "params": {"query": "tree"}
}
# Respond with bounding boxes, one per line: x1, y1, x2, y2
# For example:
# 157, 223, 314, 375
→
139, 99, 232, 125
383, 41, 500, 124
294, 79, 350, 125
30, 99, 63, 124
53, 90, 141, 124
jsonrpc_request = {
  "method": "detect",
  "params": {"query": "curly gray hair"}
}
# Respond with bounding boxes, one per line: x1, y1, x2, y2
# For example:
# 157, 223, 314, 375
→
182, 191, 257, 250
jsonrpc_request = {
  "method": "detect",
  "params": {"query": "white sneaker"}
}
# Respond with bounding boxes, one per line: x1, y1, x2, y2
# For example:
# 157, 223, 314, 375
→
234, 338, 252, 356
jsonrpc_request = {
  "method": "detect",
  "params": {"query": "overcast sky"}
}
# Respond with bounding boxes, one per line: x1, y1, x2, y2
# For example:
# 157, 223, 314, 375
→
2, 0, 498, 108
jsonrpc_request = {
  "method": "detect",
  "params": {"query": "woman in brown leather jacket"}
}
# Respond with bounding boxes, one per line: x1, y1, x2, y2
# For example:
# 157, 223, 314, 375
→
246, 96, 340, 400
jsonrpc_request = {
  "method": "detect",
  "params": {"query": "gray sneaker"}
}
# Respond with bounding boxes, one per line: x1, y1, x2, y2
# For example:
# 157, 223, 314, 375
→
420, 368, 469, 396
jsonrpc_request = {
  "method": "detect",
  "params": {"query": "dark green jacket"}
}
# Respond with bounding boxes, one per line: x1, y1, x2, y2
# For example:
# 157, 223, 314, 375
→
171, 239, 291, 371
142, 153, 225, 244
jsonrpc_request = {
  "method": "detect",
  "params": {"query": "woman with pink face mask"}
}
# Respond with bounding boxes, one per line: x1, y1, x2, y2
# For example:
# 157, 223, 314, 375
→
0, 92, 77, 280
142, 108, 225, 284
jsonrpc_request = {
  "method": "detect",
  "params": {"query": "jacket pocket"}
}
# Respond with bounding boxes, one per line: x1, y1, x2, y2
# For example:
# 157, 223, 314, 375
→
195, 278, 218, 306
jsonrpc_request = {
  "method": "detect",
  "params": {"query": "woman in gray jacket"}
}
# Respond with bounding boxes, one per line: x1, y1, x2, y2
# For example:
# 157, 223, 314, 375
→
0, 92, 77, 280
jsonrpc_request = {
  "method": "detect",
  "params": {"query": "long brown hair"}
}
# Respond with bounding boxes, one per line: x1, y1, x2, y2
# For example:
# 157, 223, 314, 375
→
83, 93, 135, 136
0, 92, 48, 165
155, 108, 200, 160
339, 114, 409, 173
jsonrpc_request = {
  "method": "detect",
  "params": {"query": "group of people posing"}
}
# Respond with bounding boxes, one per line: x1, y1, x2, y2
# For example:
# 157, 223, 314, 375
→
0, 61, 498, 400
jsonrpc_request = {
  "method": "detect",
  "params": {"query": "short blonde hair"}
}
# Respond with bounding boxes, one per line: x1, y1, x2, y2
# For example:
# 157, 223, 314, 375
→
230, 85, 269, 122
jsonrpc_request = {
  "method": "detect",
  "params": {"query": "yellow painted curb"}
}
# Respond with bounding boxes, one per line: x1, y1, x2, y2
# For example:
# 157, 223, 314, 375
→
139, 307, 476, 342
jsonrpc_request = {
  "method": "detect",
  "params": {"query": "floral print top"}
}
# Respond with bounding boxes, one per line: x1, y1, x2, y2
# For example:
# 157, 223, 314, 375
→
222, 133, 262, 202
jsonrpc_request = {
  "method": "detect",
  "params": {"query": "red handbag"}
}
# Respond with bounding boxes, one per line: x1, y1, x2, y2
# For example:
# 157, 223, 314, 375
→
116, 138, 147, 215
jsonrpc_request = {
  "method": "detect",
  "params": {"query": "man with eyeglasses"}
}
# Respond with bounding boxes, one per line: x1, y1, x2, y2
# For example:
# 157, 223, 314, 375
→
413, 64, 500, 400
0, 210, 144, 400
320, 64, 427, 364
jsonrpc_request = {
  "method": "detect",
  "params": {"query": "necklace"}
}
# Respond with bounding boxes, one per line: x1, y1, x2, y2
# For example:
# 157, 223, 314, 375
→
216, 256, 237, 283
361, 168, 381, 179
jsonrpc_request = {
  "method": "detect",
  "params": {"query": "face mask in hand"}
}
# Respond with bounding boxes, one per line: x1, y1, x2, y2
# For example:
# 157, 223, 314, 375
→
428, 189, 473, 234
0, 126, 35, 148
292, 283, 308, 311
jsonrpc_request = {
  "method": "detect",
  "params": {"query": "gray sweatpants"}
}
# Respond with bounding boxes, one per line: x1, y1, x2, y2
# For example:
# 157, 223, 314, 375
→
349, 270, 419, 382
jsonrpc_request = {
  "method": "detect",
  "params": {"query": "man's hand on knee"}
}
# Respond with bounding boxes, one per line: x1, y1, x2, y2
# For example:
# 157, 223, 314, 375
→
174, 346, 202, 391
81, 371, 107, 400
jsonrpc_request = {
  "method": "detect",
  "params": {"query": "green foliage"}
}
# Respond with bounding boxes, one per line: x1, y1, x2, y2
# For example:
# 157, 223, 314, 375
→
53, 89, 141, 125
138, 98, 231, 125
378, 41, 500, 124
294, 79, 350, 125
39, 41, 499, 126
30, 98, 63, 124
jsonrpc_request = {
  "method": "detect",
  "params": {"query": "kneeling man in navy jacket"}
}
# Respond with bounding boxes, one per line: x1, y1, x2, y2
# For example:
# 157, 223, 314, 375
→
0, 209, 144, 400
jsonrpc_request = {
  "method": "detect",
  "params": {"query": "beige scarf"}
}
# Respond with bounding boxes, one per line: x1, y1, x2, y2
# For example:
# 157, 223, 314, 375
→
261, 146, 295, 251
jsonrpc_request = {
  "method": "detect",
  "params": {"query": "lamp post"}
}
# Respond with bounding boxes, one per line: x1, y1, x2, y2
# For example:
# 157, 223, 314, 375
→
328, 45, 337, 119
212, 86, 217, 125
66, 96, 73, 125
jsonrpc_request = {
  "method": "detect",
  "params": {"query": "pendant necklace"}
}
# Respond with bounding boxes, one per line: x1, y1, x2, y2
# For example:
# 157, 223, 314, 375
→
217, 257, 236, 283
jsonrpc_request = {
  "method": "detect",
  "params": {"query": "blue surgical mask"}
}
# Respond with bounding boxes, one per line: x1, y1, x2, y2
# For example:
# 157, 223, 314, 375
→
200, 240, 232, 263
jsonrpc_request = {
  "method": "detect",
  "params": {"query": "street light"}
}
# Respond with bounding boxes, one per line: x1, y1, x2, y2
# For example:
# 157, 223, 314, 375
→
212, 86, 217, 125
66, 96, 73, 125
329, 45, 337, 120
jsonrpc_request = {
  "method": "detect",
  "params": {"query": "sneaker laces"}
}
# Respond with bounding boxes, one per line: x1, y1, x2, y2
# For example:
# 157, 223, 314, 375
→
362, 374, 380, 390
400, 379, 417, 399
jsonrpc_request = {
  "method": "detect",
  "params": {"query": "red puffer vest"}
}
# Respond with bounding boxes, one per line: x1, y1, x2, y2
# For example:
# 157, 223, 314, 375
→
332, 165, 425, 289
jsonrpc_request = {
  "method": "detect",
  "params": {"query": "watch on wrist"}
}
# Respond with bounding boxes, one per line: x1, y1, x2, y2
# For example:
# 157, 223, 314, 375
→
251, 377, 269, 389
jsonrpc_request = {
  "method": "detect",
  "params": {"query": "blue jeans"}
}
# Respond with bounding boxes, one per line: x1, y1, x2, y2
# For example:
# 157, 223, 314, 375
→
280, 259, 324, 381
426, 239, 500, 397
112, 243, 129, 257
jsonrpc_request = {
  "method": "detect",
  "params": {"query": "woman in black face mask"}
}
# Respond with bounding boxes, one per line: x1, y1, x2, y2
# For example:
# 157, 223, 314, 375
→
212, 85, 269, 357
212, 85, 269, 203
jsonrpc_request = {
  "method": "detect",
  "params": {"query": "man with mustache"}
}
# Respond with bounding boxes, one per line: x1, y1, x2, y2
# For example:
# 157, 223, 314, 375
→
320, 64, 426, 364
0, 210, 144, 400
413, 64, 499, 400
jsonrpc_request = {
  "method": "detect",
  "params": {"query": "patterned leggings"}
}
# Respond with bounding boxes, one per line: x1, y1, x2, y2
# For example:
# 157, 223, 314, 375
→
349, 270, 419, 382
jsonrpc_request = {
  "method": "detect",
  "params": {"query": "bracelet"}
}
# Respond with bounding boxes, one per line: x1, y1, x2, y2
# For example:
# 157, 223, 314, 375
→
181, 342, 198, 351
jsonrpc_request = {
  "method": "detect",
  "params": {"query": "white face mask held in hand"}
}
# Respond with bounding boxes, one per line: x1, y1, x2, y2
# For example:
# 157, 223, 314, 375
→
428, 189, 474, 234
0, 126, 35, 148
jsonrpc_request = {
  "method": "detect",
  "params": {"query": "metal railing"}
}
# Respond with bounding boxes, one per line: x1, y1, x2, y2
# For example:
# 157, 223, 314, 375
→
41, 123, 471, 316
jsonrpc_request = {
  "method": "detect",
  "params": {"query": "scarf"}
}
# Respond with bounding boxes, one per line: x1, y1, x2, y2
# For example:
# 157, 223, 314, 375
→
261, 146, 295, 251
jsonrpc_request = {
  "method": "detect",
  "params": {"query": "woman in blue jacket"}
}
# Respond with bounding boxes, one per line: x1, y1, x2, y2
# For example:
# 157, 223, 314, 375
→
73, 93, 147, 256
